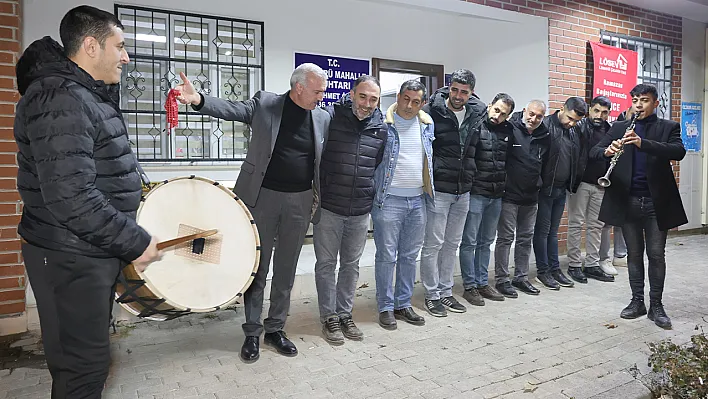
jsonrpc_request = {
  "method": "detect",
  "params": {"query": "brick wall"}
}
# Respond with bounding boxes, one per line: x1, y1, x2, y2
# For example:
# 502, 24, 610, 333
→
466, 0, 683, 251
0, 0, 22, 317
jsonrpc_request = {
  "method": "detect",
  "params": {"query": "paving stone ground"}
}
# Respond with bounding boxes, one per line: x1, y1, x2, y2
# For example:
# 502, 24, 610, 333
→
2, 234, 708, 399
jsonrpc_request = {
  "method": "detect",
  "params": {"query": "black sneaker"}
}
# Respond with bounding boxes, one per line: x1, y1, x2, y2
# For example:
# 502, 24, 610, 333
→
567, 267, 587, 284
339, 317, 364, 341
648, 302, 672, 329
620, 298, 647, 319
495, 281, 518, 299
393, 307, 425, 326
322, 316, 344, 344
551, 270, 574, 287
584, 266, 615, 282
424, 298, 447, 317
440, 296, 467, 313
512, 280, 540, 295
537, 273, 560, 290
463, 287, 485, 306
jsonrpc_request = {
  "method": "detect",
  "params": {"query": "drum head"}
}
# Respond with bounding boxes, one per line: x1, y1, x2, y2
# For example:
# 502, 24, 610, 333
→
136, 176, 259, 312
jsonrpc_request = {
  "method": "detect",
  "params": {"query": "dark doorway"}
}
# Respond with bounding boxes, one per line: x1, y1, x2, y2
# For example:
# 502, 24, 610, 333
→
372, 58, 445, 111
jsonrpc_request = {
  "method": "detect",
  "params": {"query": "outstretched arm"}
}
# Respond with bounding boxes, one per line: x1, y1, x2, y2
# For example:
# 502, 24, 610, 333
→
174, 72, 258, 124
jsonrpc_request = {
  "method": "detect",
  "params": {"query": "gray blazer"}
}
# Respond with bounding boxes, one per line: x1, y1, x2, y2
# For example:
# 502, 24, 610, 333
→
197, 91, 331, 223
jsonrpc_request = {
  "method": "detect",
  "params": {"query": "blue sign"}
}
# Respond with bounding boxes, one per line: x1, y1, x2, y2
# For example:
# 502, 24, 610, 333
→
681, 102, 702, 152
294, 52, 370, 108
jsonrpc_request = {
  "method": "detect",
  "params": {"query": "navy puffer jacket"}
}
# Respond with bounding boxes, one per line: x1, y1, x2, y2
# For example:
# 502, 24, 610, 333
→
320, 94, 386, 216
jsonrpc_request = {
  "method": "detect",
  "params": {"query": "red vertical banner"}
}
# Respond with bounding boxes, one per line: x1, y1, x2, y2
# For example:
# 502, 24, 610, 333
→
590, 42, 639, 122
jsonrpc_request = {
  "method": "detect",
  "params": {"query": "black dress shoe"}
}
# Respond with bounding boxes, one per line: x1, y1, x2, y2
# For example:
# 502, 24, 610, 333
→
393, 307, 425, 326
240, 336, 260, 363
512, 280, 540, 295
379, 311, 397, 330
264, 331, 298, 357
551, 270, 574, 287
584, 266, 615, 282
537, 273, 560, 290
495, 281, 518, 298
567, 267, 587, 284
620, 298, 647, 319
648, 301, 672, 329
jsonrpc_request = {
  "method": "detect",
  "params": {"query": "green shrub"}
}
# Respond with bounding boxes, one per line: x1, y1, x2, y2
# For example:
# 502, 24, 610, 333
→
647, 326, 708, 399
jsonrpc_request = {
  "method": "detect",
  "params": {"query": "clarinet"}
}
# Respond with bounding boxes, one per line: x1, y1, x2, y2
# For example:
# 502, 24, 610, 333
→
597, 112, 641, 188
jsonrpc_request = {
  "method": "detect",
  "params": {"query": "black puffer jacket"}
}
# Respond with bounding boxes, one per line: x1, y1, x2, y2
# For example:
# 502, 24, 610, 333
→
504, 112, 550, 205
320, 94, 386, 216
14, 37, 150, 261
470, 113, 514, 198
540, 111, 587, 196
422, 88, 485, 195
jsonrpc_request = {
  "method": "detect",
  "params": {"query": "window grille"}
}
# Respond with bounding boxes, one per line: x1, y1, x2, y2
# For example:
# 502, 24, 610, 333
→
601, 31, 673, 120
116, 5, 264, 161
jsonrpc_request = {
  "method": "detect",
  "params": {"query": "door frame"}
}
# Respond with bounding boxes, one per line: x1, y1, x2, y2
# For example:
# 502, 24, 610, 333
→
371, 58, 445, 95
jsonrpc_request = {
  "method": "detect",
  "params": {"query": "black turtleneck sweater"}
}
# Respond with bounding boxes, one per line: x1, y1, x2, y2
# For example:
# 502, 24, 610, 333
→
630, 114, 656, 197
262, 95, 315, 192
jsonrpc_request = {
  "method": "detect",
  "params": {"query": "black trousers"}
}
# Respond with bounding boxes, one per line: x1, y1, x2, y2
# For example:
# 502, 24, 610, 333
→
621, 196, 668, 303
23, 242, 122, 399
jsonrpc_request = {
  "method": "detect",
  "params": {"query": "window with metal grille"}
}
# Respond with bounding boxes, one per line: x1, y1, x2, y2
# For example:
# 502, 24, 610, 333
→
601, 31, 673, 120
115, 5, 264, 162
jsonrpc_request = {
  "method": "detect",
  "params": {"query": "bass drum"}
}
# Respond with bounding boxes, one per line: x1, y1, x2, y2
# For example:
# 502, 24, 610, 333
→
115, 176, 260, 321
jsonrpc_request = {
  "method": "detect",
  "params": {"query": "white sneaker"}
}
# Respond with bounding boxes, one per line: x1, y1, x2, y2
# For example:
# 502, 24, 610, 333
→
613, 257, 628, 267
600, 259, 618, 275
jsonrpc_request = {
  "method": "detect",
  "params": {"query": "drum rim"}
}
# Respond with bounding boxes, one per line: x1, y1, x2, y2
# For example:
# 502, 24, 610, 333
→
131, 175, 260, 313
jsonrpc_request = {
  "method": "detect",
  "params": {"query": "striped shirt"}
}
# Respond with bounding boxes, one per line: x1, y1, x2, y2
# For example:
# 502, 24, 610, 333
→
389, 113, 424, 197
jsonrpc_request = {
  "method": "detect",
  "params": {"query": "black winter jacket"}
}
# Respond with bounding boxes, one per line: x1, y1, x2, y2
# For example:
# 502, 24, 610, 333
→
14, 37, 150, 262
540, 111, 587, 195
320, 94, 386, 216
577, 118, 610, 185
590, 116, 687, 231
422, 87, 485, 195
504, 112, 550, 205
470, 113, 514, 199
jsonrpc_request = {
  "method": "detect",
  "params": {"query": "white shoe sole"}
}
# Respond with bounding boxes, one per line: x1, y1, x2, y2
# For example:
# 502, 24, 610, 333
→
442, 304, 467, 313
599, 262, 619, 276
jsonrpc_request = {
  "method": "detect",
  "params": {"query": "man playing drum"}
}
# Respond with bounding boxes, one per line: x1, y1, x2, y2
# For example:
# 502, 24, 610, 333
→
176, 64, 331, 362
14, 6, 162, 398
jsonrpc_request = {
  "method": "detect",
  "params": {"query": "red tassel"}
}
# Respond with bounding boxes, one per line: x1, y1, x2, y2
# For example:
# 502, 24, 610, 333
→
165, 89, 179, 134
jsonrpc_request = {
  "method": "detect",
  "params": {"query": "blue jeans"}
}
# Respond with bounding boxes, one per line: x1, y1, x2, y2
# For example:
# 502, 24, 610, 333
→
600, 225, 627, 261
533, 187, 567, 275
460, 195, 502, 289
372, 195, 426, 312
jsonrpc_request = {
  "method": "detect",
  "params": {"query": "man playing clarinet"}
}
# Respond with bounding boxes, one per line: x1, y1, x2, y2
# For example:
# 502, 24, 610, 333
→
591, 84, 687, 330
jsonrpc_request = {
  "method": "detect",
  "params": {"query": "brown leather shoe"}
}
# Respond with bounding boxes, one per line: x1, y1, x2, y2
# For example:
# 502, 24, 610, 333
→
478, 285, 505, 301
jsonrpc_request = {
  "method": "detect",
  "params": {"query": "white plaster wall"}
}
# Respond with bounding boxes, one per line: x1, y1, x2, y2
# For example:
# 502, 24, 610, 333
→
23, 0, 548, 109
680, 18, 706, 230
23, 0, 548, 182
